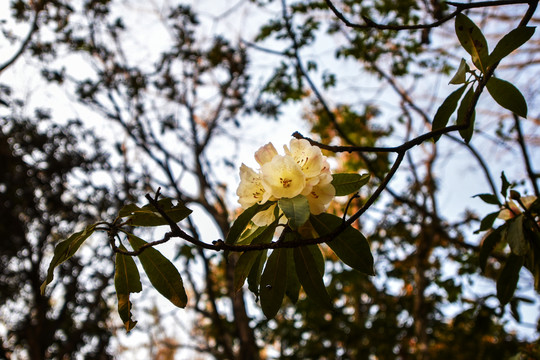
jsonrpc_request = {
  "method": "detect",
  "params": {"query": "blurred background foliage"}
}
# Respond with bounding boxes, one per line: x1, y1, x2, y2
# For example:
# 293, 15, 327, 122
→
0, 0, 539, 359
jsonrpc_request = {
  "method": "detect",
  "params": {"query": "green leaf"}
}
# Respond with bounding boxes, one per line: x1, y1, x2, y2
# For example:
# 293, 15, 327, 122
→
488, 27, 535, 67
41, 224, 97, 294
115, 244, 142, 332
486, 77, 527, 118
501, 172, 511, 199
278, 195, 310, 229
226, 202, 273, 245
449, 58, 470, 85
497, 254, 524, 305
119, 198, 192, 227
474, 193, 500, 205
331, 173, 370, 196
432, 85, 467, 142
128, 234, 187, 308
248, 250, 267, 297
311, 213, 374, 275
237, 225, 267, 245
233, 224, 276, 292
293, 245, 332, 308
475, 211, 500, 234
456, 86, 476, 143
260, 248, 289, 318
455, 14, 489, 73
507, 215, 529, 256
285, 246, 301, 303
480, 227, 503, 272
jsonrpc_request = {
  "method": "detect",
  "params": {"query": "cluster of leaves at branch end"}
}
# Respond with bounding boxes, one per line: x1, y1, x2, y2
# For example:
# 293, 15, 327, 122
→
475, 173, 540, 306
230, 172, 373, 318
432, 15, 534, 143
41, 196, 192, 332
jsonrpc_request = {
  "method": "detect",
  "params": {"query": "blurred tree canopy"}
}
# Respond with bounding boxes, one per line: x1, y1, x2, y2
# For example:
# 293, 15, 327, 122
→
1, 0, 539, 359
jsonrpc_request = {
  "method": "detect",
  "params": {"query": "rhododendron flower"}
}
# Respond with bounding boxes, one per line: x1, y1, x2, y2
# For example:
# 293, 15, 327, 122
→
261, 155, 306, 199
236, 164, 271, 209
236, 139, 336, 220
306, 182, 336, 215
255, 143, 278, 166
498, 195, 537, 220
285, 139, 324, 179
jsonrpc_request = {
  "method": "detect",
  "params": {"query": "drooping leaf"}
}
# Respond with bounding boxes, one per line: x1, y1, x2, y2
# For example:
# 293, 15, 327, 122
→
226, 202, 273, 245
260, 248, 289, 318
432, 84, 467, 142
308, 244, 325, 276
497, 254, 524, 305
285, 246, 301, 303
41, 224, 97, 294
486, 77, 528, 118
293, 245, 332, 308
455, 14, 489, 73
488, 26, 536, 67
456, 86, 476, 143
507, 215, 529, 256
480, 227, 504, 272
449, 58, 470, 85
278, 195, 310, 229
128, 234, 187, 308
311, 213, 374, 275
115, 244, 142, 332
475, 211, 500, 234
474, 193, 500, 205
331, 173, 370, 196
234, 224, 276, 292
119, 198, 192, 227
248, 250, 267, 297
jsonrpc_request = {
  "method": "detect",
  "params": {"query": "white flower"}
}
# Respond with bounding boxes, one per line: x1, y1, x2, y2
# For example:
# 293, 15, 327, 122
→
261, 155, 306, 199
498, 195, 537, 220
236, 164, 271, 209
284, 139, 324, 179
306, 182, 336, 215
255, 143, 279, 166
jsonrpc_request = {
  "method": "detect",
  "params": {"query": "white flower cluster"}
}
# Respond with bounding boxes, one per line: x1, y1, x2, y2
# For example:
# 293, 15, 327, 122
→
236, 139, 335, 226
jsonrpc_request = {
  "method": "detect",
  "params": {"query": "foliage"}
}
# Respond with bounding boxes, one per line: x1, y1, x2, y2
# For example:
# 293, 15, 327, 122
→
1, 0, 540, 359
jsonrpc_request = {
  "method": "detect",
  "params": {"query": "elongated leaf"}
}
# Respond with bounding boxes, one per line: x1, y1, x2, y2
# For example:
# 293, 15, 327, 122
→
432, 84, 467, 142
260, 248, 289, 318
475, 211, 500, 234
119, 198, 192, 227
128, 234, 187, 308
278, 195, 310, 229
456, 86, 476, 143
480, 227, 504, 272
41, 224, 97, 294
331, 173, 370, 196
501, 172, 511, 199
234, 224, 276, 292
474, 193, 500, 205
311, 213, 374, 275
507, 215, 529, 256
449, 58, 469, 85
486, 77, 527, 118
488, 27, 535, 67
285, 247, 301, 303
115, 244, 142, 332
226, 202, 273, 245
497, 254, 524, 305
294, 246, 332, 308
248, 250, 267, 296
455, 14, 489, 72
